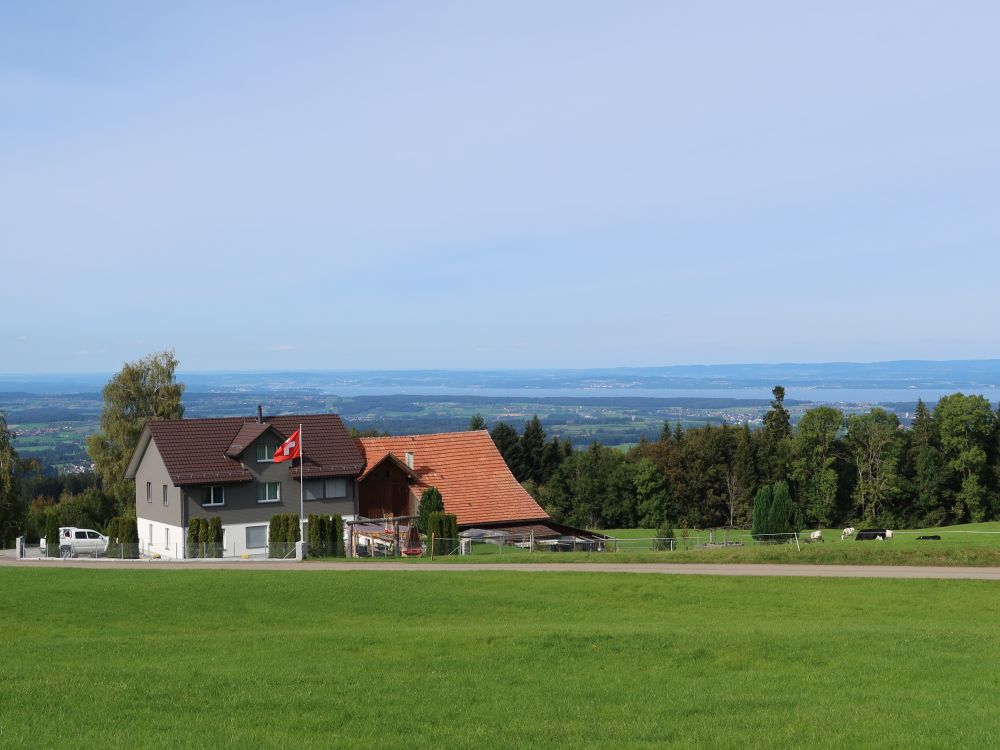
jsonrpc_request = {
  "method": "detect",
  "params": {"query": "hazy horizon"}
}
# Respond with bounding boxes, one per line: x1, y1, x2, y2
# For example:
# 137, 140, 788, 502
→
3, 356, 1000, 378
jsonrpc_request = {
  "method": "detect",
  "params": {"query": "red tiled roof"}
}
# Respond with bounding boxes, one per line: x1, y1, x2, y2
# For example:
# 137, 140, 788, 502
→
355, 431, 549, 527
146, 414, 363, 486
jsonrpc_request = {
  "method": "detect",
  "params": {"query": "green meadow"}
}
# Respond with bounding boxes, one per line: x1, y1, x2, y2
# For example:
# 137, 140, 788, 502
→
4, 567, 1000, 749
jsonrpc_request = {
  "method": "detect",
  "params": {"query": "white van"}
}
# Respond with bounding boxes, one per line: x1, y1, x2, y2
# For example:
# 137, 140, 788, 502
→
58, 527, 109, 558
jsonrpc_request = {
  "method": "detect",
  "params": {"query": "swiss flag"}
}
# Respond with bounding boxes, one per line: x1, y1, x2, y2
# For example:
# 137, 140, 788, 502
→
273, 429, 300, 462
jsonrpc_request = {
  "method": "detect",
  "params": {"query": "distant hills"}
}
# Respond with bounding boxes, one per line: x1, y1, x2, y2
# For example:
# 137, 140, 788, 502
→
3, 359, 1000, 395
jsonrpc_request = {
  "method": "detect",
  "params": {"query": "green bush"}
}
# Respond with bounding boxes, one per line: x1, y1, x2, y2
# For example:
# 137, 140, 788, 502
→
187, 518, 206, 558
268, 514, 300, 558
268, 515, 282, 558
751, 482, 795, 542
105, 515, 140, 559
44, 512, 58, 556
208, 517, 223, 557
307, 514, 335, 557
418, 487, 444, 534
333, 514, 345, 557
428, 511, 458, 556
654, 521, 675, 551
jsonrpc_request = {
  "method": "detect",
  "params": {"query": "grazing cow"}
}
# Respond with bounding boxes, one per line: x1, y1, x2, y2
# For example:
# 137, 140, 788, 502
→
842, 527, 856, 540
810, 530, 823, 543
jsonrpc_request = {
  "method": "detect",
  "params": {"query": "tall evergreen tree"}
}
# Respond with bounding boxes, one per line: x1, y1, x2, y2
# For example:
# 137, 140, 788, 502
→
907, 399, 946, 525
520, 416, 547, 484
0, 411, 22, 547
417, 486, 444, 534
490, 421, 526, 480
759, 385, 793, 485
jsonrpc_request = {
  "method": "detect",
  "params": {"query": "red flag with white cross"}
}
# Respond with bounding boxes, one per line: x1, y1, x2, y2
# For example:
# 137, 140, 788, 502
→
273, 429, 300, 462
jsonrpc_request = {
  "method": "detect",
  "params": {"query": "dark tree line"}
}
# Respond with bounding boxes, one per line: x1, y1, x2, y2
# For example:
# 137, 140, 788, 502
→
490, 387, 1000, 531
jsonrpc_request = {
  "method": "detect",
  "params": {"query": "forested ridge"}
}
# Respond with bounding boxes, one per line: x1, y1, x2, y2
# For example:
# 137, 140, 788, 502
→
489, 387, 1000, 531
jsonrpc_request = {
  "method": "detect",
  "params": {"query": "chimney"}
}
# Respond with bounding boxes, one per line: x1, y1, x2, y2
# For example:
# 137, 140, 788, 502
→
405, 451, 414, 469
257, 404, 263, 423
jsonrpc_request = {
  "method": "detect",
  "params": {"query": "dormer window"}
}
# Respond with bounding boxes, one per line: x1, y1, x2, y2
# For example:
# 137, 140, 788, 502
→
256, 442, 278, 462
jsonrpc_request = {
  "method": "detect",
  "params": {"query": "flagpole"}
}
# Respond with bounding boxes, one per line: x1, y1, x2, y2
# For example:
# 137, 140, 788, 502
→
299, 423, 305, 544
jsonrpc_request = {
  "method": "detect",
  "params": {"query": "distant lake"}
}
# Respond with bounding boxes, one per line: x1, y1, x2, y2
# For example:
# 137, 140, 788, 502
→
320, 384, 1000, 405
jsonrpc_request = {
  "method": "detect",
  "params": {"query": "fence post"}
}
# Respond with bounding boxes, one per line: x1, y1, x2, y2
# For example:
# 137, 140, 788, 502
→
430, 532, 435, 561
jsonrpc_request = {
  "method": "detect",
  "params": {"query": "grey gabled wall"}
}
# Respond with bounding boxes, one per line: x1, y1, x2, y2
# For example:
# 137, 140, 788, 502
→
134, 439, 184, 526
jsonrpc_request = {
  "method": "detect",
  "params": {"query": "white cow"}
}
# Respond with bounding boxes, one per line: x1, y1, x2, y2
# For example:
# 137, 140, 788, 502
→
842, 527, 856, 540
885, 529, 894, 540
810, 530, 823, 542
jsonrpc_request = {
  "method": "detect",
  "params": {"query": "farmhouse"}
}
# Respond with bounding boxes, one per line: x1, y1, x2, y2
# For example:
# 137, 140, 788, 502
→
123, 410, 587, 558
355, 431, 602, 543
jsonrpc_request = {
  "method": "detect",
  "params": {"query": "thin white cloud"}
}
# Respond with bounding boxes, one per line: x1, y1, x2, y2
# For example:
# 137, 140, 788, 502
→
270, 344, 294, 352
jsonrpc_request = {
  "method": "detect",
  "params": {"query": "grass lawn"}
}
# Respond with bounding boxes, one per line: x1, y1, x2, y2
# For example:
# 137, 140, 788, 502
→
4, 567, 1000, 749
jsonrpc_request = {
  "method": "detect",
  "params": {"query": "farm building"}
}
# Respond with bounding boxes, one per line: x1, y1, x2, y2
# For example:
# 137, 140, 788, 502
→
355, 431, 604, 545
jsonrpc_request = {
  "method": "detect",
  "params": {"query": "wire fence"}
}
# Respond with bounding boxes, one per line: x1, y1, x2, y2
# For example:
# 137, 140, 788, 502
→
19, 526, 1000, 562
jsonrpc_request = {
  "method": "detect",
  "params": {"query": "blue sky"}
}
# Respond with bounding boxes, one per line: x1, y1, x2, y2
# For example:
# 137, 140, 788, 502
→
2, 1, 999, 373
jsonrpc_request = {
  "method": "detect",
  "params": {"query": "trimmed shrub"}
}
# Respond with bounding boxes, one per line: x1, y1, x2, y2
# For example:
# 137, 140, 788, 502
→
268, 515, 283, 558
187, 518, 205, 557
44, 512, 59, 556
307, 514, 335, 557
105, 515, 140, 559
268, 514, 300, 557
208, 517, 223, 557
428, 511, 458, 556
333, 514, 345, 557
417, 487, 444, 534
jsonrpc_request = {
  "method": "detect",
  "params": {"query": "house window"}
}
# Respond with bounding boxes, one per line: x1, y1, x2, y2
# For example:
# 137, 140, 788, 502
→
256, 482, 280, 503
148, 524, 153, 546
256, 443, 277, 462
203, 486, 225, 506
162, 485, 168, 506
246, 525, 267, 549
165, 527, 170, 549
146, 482, 151, 503
325, 478, 347, 498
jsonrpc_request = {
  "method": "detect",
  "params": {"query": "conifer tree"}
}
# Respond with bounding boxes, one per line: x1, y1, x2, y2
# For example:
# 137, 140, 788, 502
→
0, 411, 22, 547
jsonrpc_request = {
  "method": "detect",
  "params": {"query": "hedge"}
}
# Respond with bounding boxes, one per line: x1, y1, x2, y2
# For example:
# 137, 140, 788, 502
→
305, 514, 346, 557
44, 513, 58, 556
427, 511, 458, 556
106, 515, 140, 559
268, 513, 301, 558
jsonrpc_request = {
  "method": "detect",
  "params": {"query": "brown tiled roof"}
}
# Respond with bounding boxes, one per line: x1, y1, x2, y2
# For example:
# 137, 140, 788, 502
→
356, 431, 549, 527
224, 422, 273, 458
146, 414, 363, 486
